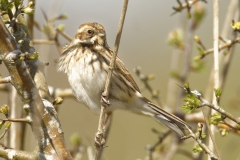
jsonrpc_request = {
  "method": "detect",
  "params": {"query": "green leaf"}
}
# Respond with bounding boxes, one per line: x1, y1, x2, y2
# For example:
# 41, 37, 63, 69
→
167, 29, 185, 49
53, 97, 63, 105
209, 113, 222, 125
22, 6, 34, 14
0, 104, 9, 117
14, 0, 21, 8
0, 0, 13, 11
231, 20, 240, 32
28, 52, 38, 60
192, 144, 203, 153
57, 24, 65, 31
70, 133, 81, 147
57, 14, 67, 20
170, 71, 181, 80
181, 94, 200, 113
197, 46, 205, 56
200, 133, 206, 140
214, 88, 222, 100
219, 128, 228, 137
191, 61, 205, 72
4, 121, 11, 129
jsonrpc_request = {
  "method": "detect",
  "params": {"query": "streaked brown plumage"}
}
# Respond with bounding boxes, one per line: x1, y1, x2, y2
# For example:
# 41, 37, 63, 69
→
58, 22, 190, 137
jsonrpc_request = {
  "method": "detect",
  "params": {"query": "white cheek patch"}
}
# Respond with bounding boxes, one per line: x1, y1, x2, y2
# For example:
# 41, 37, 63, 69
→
74, 35, 97, 45
73, 39, 81, 44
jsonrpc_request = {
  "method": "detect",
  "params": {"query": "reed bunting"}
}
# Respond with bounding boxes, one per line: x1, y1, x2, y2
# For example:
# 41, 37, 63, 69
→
58, 22, 190, 137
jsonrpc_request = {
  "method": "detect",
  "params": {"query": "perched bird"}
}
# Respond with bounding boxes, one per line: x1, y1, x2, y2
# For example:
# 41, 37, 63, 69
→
58, 22, 190, 137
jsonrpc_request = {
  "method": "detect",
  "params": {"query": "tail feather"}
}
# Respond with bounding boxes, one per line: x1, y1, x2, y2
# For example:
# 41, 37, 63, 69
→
148, 102, 190, 138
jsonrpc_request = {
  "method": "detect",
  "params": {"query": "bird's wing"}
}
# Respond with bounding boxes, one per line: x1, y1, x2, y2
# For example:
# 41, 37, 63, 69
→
102, 47, 141, 92
115, 56, 141, 92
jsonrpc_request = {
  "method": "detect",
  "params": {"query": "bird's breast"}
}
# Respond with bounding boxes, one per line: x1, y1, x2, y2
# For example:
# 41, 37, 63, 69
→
67, 52, 108, 113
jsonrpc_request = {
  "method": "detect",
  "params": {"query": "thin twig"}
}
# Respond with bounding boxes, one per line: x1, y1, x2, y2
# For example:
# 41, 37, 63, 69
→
0, 76, 11, 84
208, 1, 221, 159
133, 67, 162, 107
0, 118, 30, 123
165, 138, 179, 160
0, 84, 9, 92
188, 133, 218, 160
33, 39, 55, 45
172, 0, 206, 16
8, 85, 18, 149
202, 2, 238, 159
198, 98, 240, 125
147, 130, 171, 160
220, 0, 240, 90
196, 37, 240, 59
94, 0, 129, 160
0, 145, 36, 159
218, 121, 240, 135
26, 0, 35, 38
56, 28, 72, 42
176, 9, 195, 111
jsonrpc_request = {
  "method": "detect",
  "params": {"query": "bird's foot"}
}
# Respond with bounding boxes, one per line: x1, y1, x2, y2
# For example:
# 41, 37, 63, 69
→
101, 94, 110, 107
94, 130, 105, 148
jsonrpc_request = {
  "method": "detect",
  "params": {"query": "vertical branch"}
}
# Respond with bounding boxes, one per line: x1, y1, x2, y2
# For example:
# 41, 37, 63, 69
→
204, 0, 238, 101
220, 0, 240, 89
8, 86, 18, 149
94, 0, 129, 160
27, 0, 35, 38
176, 17, 194, 110
208, 1, 220, 160
166, 49, 181, 108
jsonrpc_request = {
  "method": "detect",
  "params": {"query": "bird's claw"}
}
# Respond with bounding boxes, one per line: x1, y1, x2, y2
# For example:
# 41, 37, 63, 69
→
101, 95, 110, 106
94, 131, 105, 148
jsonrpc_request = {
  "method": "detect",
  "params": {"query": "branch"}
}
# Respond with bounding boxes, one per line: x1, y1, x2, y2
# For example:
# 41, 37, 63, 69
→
172, 0, 207, 16
0, 84, 9, 92
218, 121, 240, 136
188, 132, 218, 160
194, 37, 240, 60
48, 86, 74, 98
26, 0, 35, 38
147, 130, 171, 160
0, 16, 72, 159
56, 28, 72, 42
33, 39, 55, 45
0, 145, 36, 160
0, 76, 11, 84
182, 85, 240, 126
209, 1, 221, 159
94, 0, 129, 159
198, 98, 240, 125
133, 67, 163, 107
0, 118, 30, 123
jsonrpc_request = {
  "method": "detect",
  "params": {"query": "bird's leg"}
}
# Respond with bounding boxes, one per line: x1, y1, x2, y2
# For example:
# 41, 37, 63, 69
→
94, 131, 105, 148
100, 94, 110, 106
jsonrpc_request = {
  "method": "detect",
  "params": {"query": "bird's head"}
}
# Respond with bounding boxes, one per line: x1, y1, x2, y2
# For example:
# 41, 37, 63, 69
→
74, 22, 107, 47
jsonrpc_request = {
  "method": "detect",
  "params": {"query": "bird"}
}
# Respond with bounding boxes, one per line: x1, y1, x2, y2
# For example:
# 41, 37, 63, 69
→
58, 22, 190, 138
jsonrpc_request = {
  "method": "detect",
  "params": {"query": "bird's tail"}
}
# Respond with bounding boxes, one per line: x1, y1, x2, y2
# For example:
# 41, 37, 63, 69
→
148, 102, 190, 138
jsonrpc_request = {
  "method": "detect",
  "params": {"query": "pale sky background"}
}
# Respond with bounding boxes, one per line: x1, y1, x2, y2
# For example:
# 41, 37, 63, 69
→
1, 0, 240, 160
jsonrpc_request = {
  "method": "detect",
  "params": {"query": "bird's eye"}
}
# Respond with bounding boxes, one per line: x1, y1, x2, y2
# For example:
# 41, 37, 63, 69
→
87, 30, 93, 34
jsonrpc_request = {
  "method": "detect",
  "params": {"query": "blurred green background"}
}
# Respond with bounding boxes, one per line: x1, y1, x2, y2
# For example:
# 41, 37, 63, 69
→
1, 0, 240, 159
